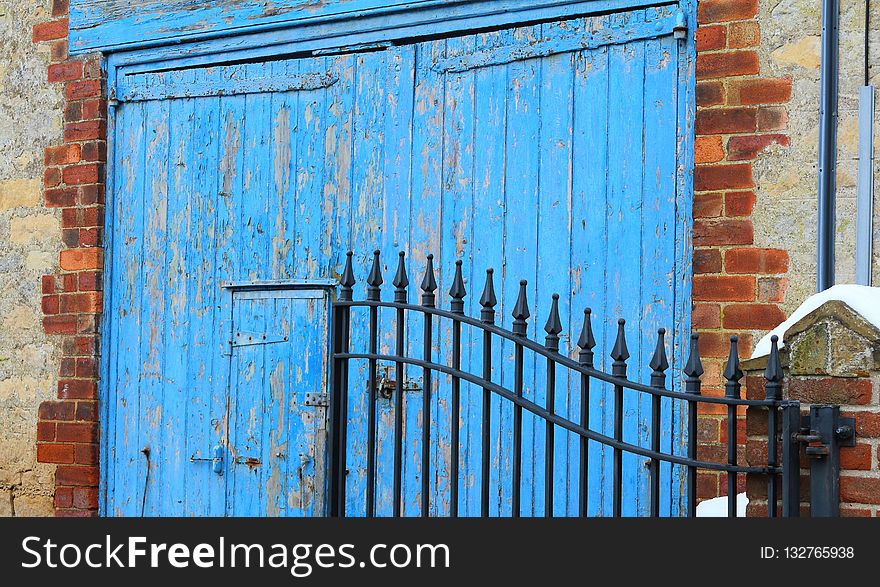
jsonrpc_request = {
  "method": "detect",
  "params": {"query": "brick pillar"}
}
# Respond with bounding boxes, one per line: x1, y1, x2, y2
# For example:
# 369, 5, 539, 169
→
693, 0, 793, 503
33, 0, 107, 517
743, 301, 880, 516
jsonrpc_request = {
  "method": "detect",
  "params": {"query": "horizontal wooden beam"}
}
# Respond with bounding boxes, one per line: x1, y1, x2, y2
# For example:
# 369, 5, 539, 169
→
71, 0, 676, 56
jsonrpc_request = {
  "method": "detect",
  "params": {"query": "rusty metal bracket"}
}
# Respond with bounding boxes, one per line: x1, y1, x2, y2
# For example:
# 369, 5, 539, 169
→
793, 405, 855, 517
303, 392, 329, 407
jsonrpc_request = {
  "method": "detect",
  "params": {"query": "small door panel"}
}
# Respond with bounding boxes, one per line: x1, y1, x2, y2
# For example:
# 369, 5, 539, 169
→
226, 288, 330, 517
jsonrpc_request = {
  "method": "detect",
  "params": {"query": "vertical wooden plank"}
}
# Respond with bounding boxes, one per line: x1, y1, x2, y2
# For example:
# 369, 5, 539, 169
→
641, 31, 679, 517
283, 294, 331, 516
379, 44, 419, 516
270, 58, 297, 279
536, 19, 575, 517
108, 100, 147, 516
293, 57, 330, 280
227, 296, 267, 515
503, 23, 542, 516
439, 32, 477, 516
407, 38, 445, 515
137, 96, 171, 516
469, 28, 511, 517
243, 64, 275, 516
159, 74, 196, 515
322, 53, 369, 518
606, 23, 646, 517
673, 0, 698, 517
184, 90, 224, 516
347, 48, 390, 515
570, 20, 611, 516
214, 63, 248, 517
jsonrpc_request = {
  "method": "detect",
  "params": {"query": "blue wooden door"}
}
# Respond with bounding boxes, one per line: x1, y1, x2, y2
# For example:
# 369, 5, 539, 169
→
103, 4, 693, 516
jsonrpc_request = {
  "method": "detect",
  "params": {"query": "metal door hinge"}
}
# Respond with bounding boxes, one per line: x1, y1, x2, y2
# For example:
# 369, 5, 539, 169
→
304, 392, 329, 407
232, 330, 288, 347
673, 10, 688, 40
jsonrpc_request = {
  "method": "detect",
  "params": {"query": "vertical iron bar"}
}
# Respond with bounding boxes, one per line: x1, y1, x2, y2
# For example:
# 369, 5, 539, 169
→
450, 319, 461, 517
449, 261, 467, 518
765, 335, 784, 518
422, 312, 432, 517
481, 329, 492, 517
392, 252, 408, 518
479, 269, 497, 518
420, 255, 437, 517
577, 309, 595, 517
767, 412, 779, 517
683, 333, 704, 518
366, 305, 378, 517
337, 306, 351, 517
781, 401, 801, 517
543, 294, 562, 517
513, 342, 523, 517
511, 280, 530, 518
545, 357, 555, 517
394, 307, 404, 518
332, 252, 356, 517
649, 328, 669, 518
610, 319, 629, 517
366, 250, 383, 517
328, 303, 344, 517
724, 336, 743, 518
727, 405, 737, 517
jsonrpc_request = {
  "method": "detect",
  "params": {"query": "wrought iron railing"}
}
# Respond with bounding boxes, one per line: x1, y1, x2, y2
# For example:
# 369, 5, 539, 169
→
328, 250, 800, 517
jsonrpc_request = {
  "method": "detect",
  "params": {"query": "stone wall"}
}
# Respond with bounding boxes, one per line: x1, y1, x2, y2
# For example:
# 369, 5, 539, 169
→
693, 0, 880, 504
0, 0, 64, 516
754, 0, 880, 304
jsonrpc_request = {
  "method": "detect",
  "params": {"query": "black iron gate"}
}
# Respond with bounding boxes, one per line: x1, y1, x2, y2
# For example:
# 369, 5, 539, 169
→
328, 251, 851, 517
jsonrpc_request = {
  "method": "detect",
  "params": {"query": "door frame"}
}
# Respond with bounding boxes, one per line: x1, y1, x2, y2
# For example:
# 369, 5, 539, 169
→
98, 0, 697, 515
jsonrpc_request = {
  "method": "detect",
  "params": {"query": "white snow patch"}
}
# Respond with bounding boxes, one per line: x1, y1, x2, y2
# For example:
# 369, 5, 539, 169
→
753, 284, 880, 358
696, 492, 748, 517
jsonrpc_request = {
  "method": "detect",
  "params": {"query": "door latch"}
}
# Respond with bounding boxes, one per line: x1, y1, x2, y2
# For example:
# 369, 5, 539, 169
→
190, 444, 224, 475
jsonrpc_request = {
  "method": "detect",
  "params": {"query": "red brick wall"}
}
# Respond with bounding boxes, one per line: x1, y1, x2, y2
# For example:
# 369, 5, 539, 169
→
33, 0, 106, 517
693, 0, 792, 502
745, 372, 880, 517
27, 0, 794, 514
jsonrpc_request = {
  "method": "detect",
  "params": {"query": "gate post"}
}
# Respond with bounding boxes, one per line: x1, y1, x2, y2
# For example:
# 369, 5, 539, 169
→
328, 254, 355, 517
743, 299, 879, 517
780, 401, 801, 517
798, 405, 855, 517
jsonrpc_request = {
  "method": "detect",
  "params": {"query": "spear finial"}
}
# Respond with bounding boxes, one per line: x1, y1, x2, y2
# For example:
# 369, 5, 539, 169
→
392, 251, 409, 303
479, 268, 497, 324
449, 260, 467, 315
420, 254, 438, 308
544, 294, 562, 353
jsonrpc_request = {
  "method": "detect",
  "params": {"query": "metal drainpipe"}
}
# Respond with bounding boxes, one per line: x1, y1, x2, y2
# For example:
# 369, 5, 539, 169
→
856, 0, 875, 286
817, 0, 840, 292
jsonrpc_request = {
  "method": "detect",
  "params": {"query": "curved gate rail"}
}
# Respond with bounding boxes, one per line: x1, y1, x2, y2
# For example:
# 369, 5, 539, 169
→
328, 250, 799, 518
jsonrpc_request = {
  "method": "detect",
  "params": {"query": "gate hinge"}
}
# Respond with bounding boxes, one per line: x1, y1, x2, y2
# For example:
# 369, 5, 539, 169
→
794, 411, 856, 453
304, 392, 329, 407
789, 405, 855, 517
673, 10, 688, 40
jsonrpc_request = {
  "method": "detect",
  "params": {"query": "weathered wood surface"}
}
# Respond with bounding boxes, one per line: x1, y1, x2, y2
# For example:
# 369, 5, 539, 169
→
103, 6, 691, 516
70, 0, 671, 54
